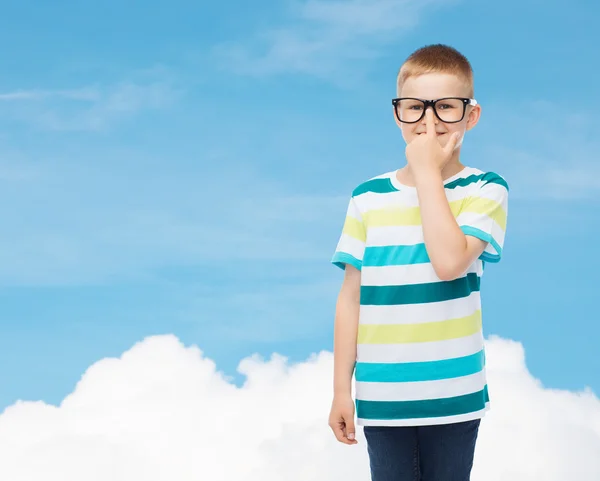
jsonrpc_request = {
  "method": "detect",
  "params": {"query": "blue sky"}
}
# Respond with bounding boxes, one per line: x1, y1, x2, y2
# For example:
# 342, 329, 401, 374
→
0, 0, 598, 412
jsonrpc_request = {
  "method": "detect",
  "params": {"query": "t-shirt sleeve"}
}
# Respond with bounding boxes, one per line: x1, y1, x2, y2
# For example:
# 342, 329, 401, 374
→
331, 196, 366, 271
456, 173, 509, 263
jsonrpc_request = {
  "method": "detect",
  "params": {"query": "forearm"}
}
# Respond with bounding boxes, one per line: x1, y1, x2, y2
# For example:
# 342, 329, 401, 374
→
332, 288, 360, 397
414, 168, 468, 280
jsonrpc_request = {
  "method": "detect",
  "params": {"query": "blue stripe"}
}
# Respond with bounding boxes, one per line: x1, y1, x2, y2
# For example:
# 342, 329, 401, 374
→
357, 386, 489, 420
355, 350, 485, 383
331, 252, 362, 271
480, 252, 500, 263
363, 244, 430, 267
461, 226, 503, 263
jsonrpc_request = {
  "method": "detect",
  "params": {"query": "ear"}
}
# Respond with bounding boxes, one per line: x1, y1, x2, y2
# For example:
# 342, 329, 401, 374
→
465, 104, 481, 132
392, 106, 403, 129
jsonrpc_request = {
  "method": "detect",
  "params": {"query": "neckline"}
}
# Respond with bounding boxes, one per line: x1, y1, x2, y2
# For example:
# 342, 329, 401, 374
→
389, 166, 471, 191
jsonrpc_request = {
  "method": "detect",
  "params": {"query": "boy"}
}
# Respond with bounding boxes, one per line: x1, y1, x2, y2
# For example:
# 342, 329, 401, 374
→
328, 44, 509, 481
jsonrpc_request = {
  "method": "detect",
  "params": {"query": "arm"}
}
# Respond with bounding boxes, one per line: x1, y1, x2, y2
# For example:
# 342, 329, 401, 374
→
329, 263, 361, 445
328, 193, 365, 444
405, 108, 488, 281
414, 169, 487, 281
332, 263, 361, 397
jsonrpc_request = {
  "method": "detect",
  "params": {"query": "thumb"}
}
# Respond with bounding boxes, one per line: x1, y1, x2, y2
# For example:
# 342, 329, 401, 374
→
346, 417, 356, 440
446, 132, 461, 152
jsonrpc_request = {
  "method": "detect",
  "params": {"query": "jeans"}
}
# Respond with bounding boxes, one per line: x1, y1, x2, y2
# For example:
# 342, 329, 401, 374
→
363, 419, 481, 481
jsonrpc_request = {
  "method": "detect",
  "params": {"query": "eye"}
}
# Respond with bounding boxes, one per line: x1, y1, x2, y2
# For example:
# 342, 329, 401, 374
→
438, 103, 455, 110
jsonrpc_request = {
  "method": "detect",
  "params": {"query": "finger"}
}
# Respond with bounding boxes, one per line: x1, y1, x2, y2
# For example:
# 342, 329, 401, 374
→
332, 421, 351, 444
445, 132, 461, 154
345, 418, 357, 444
425, 107, 435, 137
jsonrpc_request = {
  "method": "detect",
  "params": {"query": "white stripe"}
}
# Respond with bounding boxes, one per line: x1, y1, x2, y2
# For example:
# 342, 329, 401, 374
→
357, 179, 484, 211
457, 211, 505, 233
463, 184, 508, 209
444, 183, 481, 203
335, 234, 365, 261
361, 262, 482, 287
346, 199, 362, 219
366, 225, 424, 246
356, 190, 404, 210
356, 331, 484, 363
490, 222, 506, 248
474, 180, 509, 200
358, 186, 474, 210
355, 370, 487, 402
357, 404, 490, 427
365, 223, 503, 255
359, 291, 481, 325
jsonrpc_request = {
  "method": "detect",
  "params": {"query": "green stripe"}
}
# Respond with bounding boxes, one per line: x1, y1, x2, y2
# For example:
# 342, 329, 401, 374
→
355, 350, 484, 382
352, 178, 398, 197
444, 173, 483, 190
482, 172, 509, 191
363, 244, 429, 267
445, 172, 509, 191
357, 386, 489, 420
360, 272, 480, 305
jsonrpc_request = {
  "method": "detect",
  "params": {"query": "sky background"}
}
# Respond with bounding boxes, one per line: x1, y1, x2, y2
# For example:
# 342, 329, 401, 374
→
0, 2, 599, 476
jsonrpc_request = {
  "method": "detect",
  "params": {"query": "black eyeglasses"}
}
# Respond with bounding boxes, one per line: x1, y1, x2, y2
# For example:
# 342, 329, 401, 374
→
391, 97, 477, 124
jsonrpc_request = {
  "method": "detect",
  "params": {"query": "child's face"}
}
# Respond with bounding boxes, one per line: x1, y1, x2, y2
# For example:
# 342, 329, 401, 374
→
395, 73, 481, 151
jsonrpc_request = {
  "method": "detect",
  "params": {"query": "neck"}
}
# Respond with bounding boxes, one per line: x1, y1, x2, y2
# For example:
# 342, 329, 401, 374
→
439, 158, 465, 180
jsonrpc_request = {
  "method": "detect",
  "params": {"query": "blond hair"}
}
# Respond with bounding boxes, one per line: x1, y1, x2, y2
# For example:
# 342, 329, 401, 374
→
397, 44, 474, 98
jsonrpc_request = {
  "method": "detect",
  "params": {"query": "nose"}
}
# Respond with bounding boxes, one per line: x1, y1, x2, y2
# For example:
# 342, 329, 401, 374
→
421, 106, 438, 123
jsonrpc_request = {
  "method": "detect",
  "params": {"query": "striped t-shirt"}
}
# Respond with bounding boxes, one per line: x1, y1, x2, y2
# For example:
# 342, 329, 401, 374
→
331, 166, 509, 427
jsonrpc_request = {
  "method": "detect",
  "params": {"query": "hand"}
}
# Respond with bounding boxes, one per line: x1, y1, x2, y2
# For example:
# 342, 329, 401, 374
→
328, 395, 358, 445
405, 108, 461, 177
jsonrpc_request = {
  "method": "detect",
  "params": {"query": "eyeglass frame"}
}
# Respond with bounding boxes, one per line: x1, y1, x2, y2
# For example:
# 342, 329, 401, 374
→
391, 97, 478, 124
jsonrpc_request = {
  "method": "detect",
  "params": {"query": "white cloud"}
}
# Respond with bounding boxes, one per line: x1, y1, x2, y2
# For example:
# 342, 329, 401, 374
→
0, 87, 100, 102
0, 71, 180, 131
0, 335, 598, 480
213, 0, 456, 81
